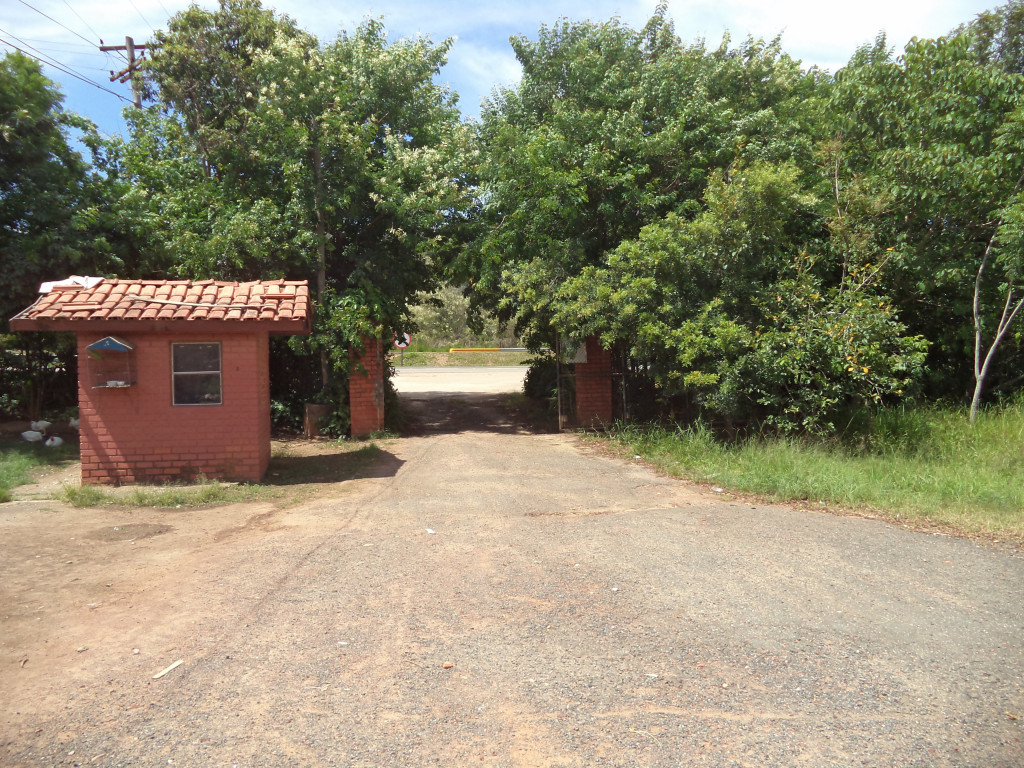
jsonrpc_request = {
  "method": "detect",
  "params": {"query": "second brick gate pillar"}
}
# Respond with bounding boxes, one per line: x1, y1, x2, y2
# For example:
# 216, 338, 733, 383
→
349, 336, 385, 437
575, 335, 613, 428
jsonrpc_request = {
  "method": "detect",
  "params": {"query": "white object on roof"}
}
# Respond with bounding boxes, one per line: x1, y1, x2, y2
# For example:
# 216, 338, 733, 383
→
38, 276, 105, 293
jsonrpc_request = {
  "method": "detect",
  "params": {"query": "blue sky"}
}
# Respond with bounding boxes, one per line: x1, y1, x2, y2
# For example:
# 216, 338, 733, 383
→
1, 0, 1001, 139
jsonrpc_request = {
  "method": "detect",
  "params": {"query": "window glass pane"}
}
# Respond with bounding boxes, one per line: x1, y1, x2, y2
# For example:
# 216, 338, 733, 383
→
173, 373, 222, 405
173, 343, 220, 372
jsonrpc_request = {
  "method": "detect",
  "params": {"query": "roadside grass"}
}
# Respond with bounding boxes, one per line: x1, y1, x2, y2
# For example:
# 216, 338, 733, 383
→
395, 350, 530, 367
608, 401, 1024, 542
59, 441, 390, 508
0, 439, 79, 503
0, 451, 34, 503
61, 477, 276, 508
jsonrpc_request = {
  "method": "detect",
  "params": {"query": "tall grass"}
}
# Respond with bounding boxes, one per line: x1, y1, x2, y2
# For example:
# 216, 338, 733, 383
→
0, 451, 35, 503
61, 478, 270, 508
610, 400, 1024, 540
0, 441, 78, 503
397, 350, 530, 367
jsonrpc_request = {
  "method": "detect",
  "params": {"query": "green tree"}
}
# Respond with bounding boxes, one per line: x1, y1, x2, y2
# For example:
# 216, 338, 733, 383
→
555, 162, 926, 434
468, 9, 923, 433
0, 52, 137, 417
829, 28, 1024, 417
2, 52, 98, 319
468, 7, 822, 348
962, 0, 1024, 74
133, 0, 473, 406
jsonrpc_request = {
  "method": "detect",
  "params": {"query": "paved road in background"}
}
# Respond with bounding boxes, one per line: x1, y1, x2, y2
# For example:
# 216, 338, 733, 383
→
392, 365, 528, 394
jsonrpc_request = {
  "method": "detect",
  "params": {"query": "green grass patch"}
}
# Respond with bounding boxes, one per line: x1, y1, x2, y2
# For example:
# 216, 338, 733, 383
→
609, 401, 1024, 541
61, 477, 273, 508
60, 441, 393, 508
0, 438, 78, 502
61, 485, 108, 507
0, 451, 34, 502
394, 350, 530, 367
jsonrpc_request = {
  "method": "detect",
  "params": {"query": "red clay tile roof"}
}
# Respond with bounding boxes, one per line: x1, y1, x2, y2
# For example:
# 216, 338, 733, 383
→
9, 278, 311, 335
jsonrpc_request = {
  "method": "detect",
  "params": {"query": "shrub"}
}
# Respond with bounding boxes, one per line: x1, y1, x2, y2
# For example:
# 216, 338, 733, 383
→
523, 355, 558, 401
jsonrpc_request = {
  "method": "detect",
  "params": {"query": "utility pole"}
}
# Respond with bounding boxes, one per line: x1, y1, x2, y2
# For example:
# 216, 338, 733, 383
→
101, 36, 158, 107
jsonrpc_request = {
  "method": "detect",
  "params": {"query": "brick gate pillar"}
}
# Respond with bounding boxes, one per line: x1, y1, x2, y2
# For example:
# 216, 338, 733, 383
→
575, 335, 613, 429
349, 336, 385, 437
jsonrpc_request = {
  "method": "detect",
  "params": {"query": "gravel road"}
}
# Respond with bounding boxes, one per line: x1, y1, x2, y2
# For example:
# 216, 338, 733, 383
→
1, 370, 1022, 767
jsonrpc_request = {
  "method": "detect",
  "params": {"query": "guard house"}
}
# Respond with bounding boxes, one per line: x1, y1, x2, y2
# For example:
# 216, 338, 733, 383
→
9, 277, 310, 485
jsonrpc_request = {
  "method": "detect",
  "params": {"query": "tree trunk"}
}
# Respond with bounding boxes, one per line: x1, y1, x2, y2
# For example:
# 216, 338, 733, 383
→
311, 123, 329, 394
971, 237, 1024, 424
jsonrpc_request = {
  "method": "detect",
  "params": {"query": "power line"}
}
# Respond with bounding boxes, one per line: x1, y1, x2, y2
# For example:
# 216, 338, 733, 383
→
67, 63, 115, 73
60, 0, 101, 44
1, 26, 81, 62
10, 40, 112, 68
9, 46, 117, 72
13, 36, 96, 50
0, 31, 118, 92
155, 0, 173, 24
100, 37, 158, 107
127, 0, 154, 31
0, 35, 132, 102
15, 0, 96, 48
12, 40, 112, 65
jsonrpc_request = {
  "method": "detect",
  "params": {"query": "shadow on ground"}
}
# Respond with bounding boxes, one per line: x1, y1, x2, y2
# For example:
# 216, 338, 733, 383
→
264, 442, 404, 485
399, 392, 556, 436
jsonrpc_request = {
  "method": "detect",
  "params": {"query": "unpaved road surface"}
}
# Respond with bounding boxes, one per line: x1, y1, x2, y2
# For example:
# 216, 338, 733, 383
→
1, 371, 1022, 767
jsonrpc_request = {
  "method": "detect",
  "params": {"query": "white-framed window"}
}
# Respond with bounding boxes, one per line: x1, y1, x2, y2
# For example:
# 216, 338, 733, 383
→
172, 342, 222, 405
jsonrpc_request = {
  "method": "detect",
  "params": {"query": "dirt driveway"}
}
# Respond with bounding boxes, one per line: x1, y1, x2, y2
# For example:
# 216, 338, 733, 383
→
1, 375, 1022, 767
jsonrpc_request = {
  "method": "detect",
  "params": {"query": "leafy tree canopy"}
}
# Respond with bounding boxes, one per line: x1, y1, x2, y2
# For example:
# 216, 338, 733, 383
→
132, 0, 475, 391
466, 6, 823, 342
1, 52, 148, 417
831, 23, 1024, 405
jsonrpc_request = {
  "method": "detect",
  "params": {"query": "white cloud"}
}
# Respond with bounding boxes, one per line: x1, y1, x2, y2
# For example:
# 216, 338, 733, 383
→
663, 0, 993, 72
445, 39, 523, 114
0, 0, 1002, 135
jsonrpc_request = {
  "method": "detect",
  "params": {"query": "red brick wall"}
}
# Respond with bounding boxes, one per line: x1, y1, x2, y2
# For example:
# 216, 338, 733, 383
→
575, 335, 613, 429
349, 336, 385, 437
78, 331, 272, 485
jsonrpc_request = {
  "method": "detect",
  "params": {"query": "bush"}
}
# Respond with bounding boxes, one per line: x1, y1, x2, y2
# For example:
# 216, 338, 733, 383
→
410, 285, 520, 349
318, 407, 351, 438
523, 355, 558, 401
270, 398, 303, 432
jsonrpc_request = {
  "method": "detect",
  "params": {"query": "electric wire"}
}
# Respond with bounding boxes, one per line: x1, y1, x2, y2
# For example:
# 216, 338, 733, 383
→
14, 36, 96, 49
14, 0, 96, 47
155, 0, 173, 24
60, 0, 101, 44
13, 42, 113, 70
0, 34, 131, 102
127, 0, 154, 31
1, 26, 86, 64
0, 31, 106, 86
8, 37, 112, 68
